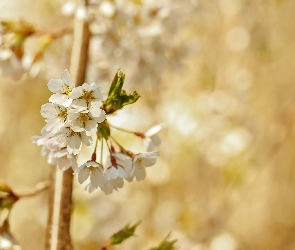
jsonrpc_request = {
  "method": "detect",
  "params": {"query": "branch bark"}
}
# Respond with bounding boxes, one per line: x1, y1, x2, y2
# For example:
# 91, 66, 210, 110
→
45, 1, 90, 249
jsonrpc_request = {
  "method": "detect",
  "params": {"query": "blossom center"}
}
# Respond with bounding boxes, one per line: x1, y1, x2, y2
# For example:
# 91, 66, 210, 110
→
88, 166, 97, 174
78, 113, 90, 124
65, 86, 72, 95
58, 108, 67, 122
70, 130, 80, 137
61, 86, 72, 95
136, 157, 145, 168
137, 157, 144, 164
81, 91, 93, 102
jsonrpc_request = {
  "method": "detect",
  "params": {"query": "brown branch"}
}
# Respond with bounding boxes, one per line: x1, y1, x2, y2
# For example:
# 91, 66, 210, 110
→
45, 0, 91, 249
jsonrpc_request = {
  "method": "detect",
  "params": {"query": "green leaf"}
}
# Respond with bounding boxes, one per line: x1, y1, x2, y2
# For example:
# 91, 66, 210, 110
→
102, 69, 141, 114
120, 90, 141, 107
108, 69, 125, 96
149, 236, 177, 250
109, 222, 141, 245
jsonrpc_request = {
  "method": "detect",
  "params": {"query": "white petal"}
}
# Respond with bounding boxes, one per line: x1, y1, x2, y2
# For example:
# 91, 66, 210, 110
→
84, 182, 97, 193
71, 99, 87, 111
81, 132, 93, 146
114, 152, 131, 161
49, 93, 72, 107
48, 79, 64, 93
151, 134, 161, 147
114, 153, 133, 174
100, 181, 114, 194
144, 138, 154, 151
47, 152, 57, 165
101, 178, 124, 194
85, 120, 98, 134
94, 110, 106, 123
89, 101, 103, 117
62, 69, 75, 87
143, 157, 157, 167
134, 152, 159, 168
98, 86, 108, 101
105, 167, 119, 179
90, 169, 106, 188
68, 155, 78, 171
67, 135, 82, 155
40, 103, 59, 119
92, 86, 104, 101
69, 86, 83, 99
67, 110, 79, 122
63, 98, 73, 107
57, 157, 71, 171
71, 120, 86, 132
82, 82, 94, 92
110, 178, 124, 189
145, 124, 165, 137
78, 168, 90, 184
74, 163, 84, 174
53, 148, 68, 158
32, 136, 41, 145
118, 166, 130, 179
45, 118, 64, 134
104, 156, 112, 169
134, 167, 146, 181
53, 132, 67, 146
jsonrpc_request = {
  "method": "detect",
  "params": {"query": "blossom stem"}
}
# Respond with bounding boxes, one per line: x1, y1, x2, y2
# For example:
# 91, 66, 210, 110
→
100, 139, 104, 167
93, 134, 100, 155
110, 135, 125, 152
108, 123, 136, 134
106, 139, 112, 154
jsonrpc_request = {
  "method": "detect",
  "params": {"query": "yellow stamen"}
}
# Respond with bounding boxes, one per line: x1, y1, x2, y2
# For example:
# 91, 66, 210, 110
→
81, 91, 93, 102
78, 113, 89, 124
65, 86, 72, 95
58, 109, 67, 122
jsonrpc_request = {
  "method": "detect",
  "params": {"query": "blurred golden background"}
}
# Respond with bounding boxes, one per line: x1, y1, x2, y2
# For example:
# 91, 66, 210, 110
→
1, 0, 295, 249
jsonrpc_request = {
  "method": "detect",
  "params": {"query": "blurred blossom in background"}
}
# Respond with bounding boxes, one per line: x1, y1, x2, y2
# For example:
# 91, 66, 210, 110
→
1, 0, 295, 249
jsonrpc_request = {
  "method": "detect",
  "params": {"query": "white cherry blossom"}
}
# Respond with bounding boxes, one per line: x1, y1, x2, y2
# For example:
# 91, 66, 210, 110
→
69, 82, 107, 107
40, 103, 68, 133
105, 153, 133, 180
75, 161, 107, 189
76, 161, 125, 194
32, 133, 77, 171
143, 123, 165, 151
68, 101, 106, 135
53, 126, 93, 155
84, 182, 97, 194
131, 151, 159, 181
53, 148, 78, 171
83, 175, 124, 194
48, 69, 75, 107
32, 134, 60, 163
100, 178, 124, 194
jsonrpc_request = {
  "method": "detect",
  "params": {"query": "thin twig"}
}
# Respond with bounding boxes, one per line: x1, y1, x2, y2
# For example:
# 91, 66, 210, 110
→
17, 180, 51, 198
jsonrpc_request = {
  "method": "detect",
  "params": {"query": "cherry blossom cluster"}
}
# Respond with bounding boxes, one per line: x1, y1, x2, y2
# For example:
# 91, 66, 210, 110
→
33, 69, 163, 194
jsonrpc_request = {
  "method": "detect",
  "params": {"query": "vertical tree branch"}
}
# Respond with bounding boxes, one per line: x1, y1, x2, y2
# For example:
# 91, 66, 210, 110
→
45, 1, 90, 249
